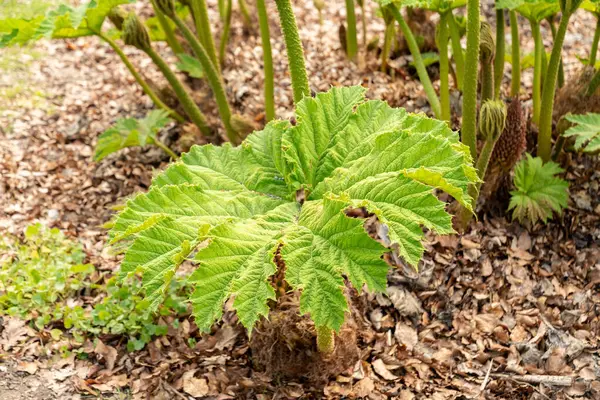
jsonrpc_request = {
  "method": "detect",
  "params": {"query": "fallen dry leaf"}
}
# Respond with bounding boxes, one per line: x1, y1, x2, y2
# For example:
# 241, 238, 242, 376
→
371, 359, 399, 381
182, 370, 209, 398
351, 377, 374, 397
16, 361, 38, 374
394, 322, 418, 351
94, 340, 118, 371
386, 286, 423, 317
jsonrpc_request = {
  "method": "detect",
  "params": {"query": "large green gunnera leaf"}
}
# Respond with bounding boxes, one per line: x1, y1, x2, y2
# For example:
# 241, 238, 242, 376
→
111, 86, 478, 333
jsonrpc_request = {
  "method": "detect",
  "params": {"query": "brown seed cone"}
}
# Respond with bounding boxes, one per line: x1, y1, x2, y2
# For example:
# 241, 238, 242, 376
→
482, 97, 526, 201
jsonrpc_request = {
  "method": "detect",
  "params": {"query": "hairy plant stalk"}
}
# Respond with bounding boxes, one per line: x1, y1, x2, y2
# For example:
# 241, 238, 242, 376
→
531, 21, 542, 125
275, 0, 310, 103
220, 0, 233, 66
509, 11, 520, 96
458, 100, 506, 229
238, 0, 253, 28
381, 21, 394, 73
438, 12, 451, 122
190, 0, 220, 71
145, 47, 211, 136
461, 0, 480, 160
481, 62, 494, 102
150, 0, 185, 55
448, 13, 464, 90
480, 21, 495, 103
171, 12, 238, 142
389, 5, 442, 119
345, 0, 358, 60
153, 139, 179, 159
457, 137, 497, 227
538, 10, 574, 162
494, 9, 505, 99
547, 16, 565, 88
590, 16, 600, 67
257, 0, 275, 121
97, 31, 185, 123
316, 325, 334, 353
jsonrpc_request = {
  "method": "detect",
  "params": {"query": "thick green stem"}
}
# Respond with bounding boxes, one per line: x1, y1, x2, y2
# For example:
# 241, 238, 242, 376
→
145, 46, 211, 136
97, 32, 185, 123
457, 139, 497, 230
381, 22, 394, 73
257, 0, 275, 121
461, 0, 480, 160
238, 0, 252, 28
439, 12, 451, 122
275, 0, 311, 103
218, 0, 226, 20
153, 139, 179, 159
190, 0, 220, 71
150, 0, 185, 55
390, 5, 442, 119
590, 16, 600, 67
475, 140, 497, 183
509, 10, 520, 97
316, 325, 334, 353
538, 12, 571, 162
448, 13, 464, 91
547, 16, 565, 88
531, 21, 542, 125
220, 0, 233, 66
172, 13, 239, 143
494, 9, 505, 99
481, 61, 494, 102
345, 0, 358, 60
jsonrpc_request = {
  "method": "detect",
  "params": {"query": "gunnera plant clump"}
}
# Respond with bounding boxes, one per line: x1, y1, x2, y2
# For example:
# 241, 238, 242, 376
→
249, 288, 363, 384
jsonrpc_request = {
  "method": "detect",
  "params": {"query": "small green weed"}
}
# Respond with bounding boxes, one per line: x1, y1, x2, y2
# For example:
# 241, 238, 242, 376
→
0, 223, 94, 330
0, 223, 190, 351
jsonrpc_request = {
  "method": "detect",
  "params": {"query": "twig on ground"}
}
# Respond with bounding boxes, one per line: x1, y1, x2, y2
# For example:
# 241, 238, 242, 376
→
491, 373, 573, 386
479, 360, 493, 393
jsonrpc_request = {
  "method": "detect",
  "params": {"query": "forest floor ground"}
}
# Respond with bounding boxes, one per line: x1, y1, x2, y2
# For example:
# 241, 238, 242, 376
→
0, 1, 599, 399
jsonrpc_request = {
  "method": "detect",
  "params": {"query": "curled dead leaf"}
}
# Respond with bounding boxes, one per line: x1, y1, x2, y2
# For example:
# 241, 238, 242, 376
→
94, 340, 118, 371
182, 370, 209, 398
386, 286, 423, 317
371, 359, 399, 381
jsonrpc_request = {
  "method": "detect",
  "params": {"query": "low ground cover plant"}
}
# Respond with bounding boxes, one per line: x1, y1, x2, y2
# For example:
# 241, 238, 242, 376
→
0, 223, 188, 352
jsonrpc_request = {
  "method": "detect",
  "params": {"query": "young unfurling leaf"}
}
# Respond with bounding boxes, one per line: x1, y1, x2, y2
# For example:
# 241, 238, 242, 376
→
110, 86, 478, 335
